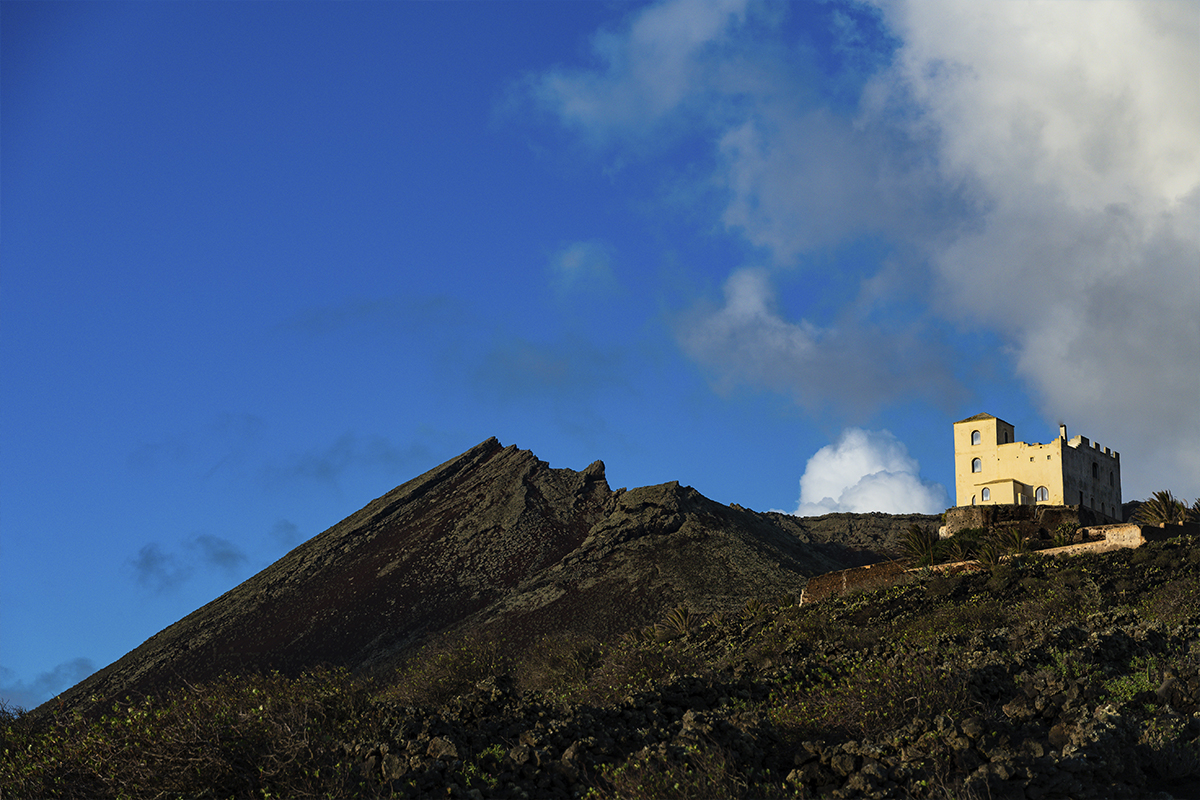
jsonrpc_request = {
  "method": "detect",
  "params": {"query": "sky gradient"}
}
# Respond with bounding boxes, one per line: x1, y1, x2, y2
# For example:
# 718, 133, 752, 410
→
3, 0, 1197, 710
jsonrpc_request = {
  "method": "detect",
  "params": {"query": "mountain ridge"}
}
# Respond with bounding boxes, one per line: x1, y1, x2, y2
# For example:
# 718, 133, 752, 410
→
39, 438, 935, 718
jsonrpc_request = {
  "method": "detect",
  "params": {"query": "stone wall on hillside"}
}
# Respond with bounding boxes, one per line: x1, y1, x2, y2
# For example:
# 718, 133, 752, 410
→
940, 504, 1109, 540
799, 561, 911, 605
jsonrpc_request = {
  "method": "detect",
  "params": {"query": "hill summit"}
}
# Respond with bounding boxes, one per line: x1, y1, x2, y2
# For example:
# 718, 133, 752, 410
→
47, 438, 932, 717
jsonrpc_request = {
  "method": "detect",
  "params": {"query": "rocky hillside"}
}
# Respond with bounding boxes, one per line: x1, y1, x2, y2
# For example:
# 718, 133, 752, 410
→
40, 438, 933, 720
6, 530, 1197, 799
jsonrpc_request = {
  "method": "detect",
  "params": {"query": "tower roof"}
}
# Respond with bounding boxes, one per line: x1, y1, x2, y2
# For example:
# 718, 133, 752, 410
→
955, 412, 996, 424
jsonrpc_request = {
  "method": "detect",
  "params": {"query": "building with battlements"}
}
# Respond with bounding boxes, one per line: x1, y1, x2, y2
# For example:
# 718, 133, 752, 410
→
953, 413, 1122, 521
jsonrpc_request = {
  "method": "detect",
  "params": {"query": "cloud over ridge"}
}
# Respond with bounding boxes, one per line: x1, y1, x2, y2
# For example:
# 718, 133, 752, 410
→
870, 0, 1200, 495
793, 428, 949, 516
531, 0, 1200, 496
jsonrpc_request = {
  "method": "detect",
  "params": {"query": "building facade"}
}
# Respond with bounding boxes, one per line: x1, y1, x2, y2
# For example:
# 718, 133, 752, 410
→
953, 413, 1122, 521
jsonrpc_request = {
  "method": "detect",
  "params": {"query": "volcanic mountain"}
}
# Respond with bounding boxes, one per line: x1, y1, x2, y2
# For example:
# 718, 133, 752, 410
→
44, 438, 934, 717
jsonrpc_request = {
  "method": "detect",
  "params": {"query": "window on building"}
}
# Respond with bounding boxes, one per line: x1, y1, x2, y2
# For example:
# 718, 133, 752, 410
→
971, 495, 976, 506
1109, 472, 1114, 487
1092, 462, 1099, 479
1090, 496, 1095, 509
982, 488, 991, 501
971, 430, 981, 445
972, 458, 982, 473
1036, 486, 1048, 501
1003, 431, 1009, 443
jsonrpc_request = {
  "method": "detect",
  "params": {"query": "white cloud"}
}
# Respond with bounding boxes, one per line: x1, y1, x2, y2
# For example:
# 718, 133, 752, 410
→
549, 240, 617, 296
0, 658, 95, 712
533, 0, 751, 140
676, 267, 957, 412
794, 428, 949, 516
678, 267, 821, 389
531, 0, 1200, 497
867, 0, 1200, 496
715, 94, 962, 263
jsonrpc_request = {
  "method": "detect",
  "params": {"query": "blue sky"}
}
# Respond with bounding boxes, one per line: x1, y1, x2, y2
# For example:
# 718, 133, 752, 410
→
3, 0, 1197, 710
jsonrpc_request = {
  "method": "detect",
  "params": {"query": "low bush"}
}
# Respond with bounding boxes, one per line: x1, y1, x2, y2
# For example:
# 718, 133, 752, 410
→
379, 631, 511, 708
1, 668, 379, 799
585, 741, 779, 800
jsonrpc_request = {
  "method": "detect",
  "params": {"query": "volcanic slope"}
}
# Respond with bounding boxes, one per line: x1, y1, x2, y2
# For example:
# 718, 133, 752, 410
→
44, 438, 932, 717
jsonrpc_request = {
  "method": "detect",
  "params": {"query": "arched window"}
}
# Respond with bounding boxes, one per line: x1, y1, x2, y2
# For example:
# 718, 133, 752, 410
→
972, 458, 982, 473
971, 430, 981, 445
1092, 462, 1099, 479
1109, 471, 1114, 487
971, 495, 976, 506
982, 488, 991, 501
1036, 486, 1048, 502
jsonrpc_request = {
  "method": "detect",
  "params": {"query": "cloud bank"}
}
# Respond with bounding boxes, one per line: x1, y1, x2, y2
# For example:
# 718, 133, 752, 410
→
549, 240, 617, 297
128, 533, 248, 593
677, 267, 957, 412
265, 433, 430, 489
530, 0, 1200, 496
0, 658, 95, 711
793, 428, 949, 516
870, 0, 1200, 496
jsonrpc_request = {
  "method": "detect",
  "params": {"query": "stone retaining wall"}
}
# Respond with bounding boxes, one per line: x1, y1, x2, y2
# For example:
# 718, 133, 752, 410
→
799, 561, 911, 605
940, 504, 1111, 539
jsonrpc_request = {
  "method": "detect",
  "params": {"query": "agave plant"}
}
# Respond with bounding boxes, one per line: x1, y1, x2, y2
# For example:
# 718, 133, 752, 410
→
943, 536, 974, 564
902, 523, 940, 567
1051, 523, 1078, 548
654, 605, 695, 641
1134, 490, 1191, 526
991, 526, 1028, 556
741, 597, 769, 620
975, 539, 1004, 569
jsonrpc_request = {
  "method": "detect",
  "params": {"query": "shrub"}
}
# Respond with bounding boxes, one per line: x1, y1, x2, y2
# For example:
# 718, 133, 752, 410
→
903, 524, 940, 567
942, 537, 975, 563
585, 741, 784, 800
0, 668, 379, 800
1140, 573, 1200, 627
976, 539, 1005, 570
514, 632, 603, 697
1051, 523, 1079, 548
769, 652, 974, 740
571, 638, 703, 705
382, 632, 511, 707
655, 605, 696, 642
1135, 490, 1191, 526
990, 527, 1028, 556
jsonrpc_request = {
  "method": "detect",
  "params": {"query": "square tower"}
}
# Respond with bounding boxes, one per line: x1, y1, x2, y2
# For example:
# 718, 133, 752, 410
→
952, 414, 1122, 520
954, 413, 1017, 506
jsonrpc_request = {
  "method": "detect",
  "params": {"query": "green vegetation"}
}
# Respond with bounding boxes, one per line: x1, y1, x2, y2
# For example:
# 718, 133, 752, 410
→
4, 534, 1199, 799
1135, 489, 1200, 526
901, 522, 1047, 570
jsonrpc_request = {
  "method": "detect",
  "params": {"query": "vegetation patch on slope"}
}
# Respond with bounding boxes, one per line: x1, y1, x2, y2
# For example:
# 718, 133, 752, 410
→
5, 535, 1199, 799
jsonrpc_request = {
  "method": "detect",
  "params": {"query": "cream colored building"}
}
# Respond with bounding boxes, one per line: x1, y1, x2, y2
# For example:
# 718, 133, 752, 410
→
953, 413, 1122, 520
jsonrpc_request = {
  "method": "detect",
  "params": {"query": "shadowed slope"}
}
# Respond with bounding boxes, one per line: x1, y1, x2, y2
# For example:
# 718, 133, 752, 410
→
41, 439, 932, 718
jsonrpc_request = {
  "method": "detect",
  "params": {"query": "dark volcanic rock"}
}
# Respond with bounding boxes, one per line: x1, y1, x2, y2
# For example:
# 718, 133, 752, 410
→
40, 438, 928, 718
